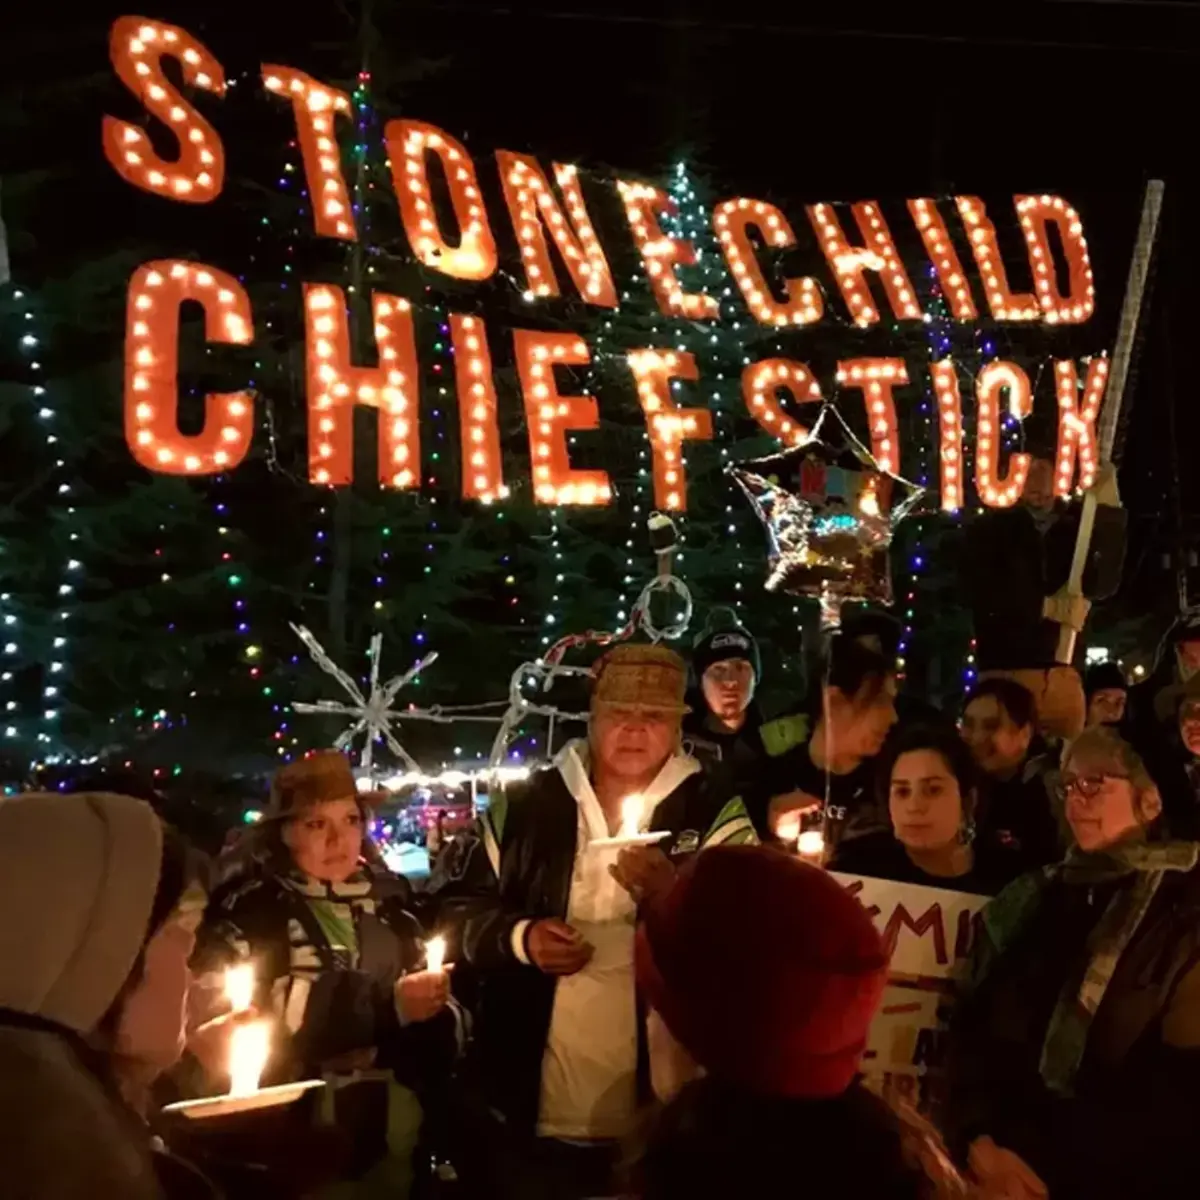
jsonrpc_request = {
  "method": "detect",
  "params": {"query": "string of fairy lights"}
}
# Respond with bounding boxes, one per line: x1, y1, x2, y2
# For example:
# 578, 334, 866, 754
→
2, 286, 74, 757
2, 18, 1116, 775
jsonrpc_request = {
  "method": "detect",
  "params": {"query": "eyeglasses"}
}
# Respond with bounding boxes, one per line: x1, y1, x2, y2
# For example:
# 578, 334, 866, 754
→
1055, 773, 1129, 802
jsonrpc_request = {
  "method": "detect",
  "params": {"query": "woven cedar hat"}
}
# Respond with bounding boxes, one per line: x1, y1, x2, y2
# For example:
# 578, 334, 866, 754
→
591, 643, 690, 714
265, 749, 381, 820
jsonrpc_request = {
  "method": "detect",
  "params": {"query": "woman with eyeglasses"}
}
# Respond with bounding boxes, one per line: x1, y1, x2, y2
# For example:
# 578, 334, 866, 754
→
944, 725, 1200, 1199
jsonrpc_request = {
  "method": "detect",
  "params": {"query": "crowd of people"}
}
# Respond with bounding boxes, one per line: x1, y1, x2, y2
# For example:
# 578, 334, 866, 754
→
3, 465, 1200, 1198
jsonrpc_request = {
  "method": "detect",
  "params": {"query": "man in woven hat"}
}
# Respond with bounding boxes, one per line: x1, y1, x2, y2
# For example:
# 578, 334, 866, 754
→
429, 643, 754, 1199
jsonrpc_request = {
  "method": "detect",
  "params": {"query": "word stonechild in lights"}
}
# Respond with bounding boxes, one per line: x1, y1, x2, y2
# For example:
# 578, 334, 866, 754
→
103, 17, 226, 203
105, 14, 1109, 516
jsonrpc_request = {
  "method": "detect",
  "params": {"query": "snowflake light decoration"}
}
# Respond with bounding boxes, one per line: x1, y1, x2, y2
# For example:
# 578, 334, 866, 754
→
289, 623, 437, 775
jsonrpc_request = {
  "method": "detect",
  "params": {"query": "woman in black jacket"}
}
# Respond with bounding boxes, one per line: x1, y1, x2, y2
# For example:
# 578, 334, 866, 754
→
190, 751, 462, 1194
831, 724, 1023, 895
945, 724, 1200, 1199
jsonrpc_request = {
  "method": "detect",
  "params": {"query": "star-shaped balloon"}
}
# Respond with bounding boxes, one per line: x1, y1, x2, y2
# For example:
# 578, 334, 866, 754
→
729, 405, 924, 627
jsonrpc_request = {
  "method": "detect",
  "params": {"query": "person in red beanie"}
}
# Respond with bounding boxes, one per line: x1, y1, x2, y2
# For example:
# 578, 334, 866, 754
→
631, 845, 967, 1199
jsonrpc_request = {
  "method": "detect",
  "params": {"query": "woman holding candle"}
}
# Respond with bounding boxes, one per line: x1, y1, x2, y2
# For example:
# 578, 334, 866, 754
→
830, 725, 1024, 895
0, 790, 218, 1198
191, 750, 463, 1195
945, 725, 1200, 1199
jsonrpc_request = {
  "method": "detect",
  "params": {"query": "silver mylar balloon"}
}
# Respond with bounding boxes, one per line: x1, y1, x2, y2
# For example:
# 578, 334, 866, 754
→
729, 405, 924, 628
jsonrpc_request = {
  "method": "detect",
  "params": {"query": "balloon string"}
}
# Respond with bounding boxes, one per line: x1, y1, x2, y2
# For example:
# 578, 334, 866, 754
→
819, 627, 835, 863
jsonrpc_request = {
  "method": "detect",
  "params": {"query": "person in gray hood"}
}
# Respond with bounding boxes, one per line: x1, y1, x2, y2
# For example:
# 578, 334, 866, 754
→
0, 791, 211, 1199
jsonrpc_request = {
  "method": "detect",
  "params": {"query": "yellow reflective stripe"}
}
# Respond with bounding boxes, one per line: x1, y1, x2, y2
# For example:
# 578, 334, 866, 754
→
480, 810, 501, 877
705, 817, 758, 847
704, 797, 759, 847
760, 713, 809, 758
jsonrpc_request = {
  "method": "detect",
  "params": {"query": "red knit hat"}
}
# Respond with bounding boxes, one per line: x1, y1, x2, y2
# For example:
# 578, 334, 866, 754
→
636, 845, 888, 1099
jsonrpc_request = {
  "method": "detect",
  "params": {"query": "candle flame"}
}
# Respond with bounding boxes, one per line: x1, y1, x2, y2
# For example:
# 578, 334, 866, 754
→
225, 963, 254, 1014
797, 830, 825, 858
425, 935, 447, 974
620, 794, 642, 839
229, 1019, 270, 1096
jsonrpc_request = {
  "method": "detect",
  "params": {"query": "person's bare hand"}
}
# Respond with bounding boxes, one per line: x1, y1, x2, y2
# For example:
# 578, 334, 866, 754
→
768, 791, 823, 841
968, 1136, 1048, 1199
609, 846, 676, 904
526, 918, 594, 976
395, 968, 451, 1023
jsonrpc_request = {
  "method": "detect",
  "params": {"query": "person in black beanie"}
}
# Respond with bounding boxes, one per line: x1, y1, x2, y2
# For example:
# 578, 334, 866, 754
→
683, 609, 770, 802
1084, 661, 1128, 728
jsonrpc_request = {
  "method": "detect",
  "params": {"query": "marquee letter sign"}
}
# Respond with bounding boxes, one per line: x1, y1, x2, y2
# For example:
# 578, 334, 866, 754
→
105, 14, 1118, 515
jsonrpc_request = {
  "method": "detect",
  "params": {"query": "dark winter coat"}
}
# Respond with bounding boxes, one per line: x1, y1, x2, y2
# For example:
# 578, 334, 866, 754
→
944, 862, 1200, 1198
974, 751, 1065, 872
426, 755, 754, 1135
682, 698, 772, 804
0, 1011, 175, 1200
961, 502, 1126, 671
829, 830, 1024, 896
633, 1078, 959, 1200
193, 861, 461, 1087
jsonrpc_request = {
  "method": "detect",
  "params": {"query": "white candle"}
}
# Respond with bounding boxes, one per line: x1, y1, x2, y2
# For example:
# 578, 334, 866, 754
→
798, 829, 825, 858
425, 935, 447, 975
225, 963, 255, 1014
620, 794, 642, 839
229, 1019, 270, 1097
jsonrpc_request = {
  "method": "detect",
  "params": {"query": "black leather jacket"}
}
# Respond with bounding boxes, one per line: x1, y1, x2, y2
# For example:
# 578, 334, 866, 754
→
426, 756, 752, 1133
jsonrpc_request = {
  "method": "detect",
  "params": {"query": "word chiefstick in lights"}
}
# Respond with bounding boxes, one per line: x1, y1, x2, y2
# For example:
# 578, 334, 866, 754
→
124, 261, 254, 475
740, 359, 820, 448
289, 623, 436, 775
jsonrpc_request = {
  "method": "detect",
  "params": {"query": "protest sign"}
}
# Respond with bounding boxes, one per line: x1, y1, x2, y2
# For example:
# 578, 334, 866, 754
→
830, 872, 988, 1111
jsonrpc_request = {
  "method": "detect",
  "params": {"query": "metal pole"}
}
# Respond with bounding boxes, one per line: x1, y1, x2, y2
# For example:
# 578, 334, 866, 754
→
1055, 180, 1165, 664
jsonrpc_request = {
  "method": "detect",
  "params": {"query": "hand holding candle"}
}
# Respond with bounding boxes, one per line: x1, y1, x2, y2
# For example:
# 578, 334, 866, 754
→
610, 845, 676, 904
797, 829, 826, 861
774, 812, 801, 846
588, 795, 668, 849
396, 939, 451, 1023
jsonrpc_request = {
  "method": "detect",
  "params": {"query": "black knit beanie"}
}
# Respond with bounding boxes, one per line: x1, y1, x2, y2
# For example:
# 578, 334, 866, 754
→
1084, 661, 1126, 699
692, 608, 761, 683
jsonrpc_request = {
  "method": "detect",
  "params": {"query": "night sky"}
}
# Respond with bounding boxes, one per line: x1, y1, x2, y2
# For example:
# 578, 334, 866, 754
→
4, 0, 1198, 665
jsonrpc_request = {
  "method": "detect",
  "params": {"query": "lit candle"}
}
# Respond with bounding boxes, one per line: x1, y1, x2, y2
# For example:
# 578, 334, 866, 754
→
225, 963, 255, 1014
425, 935, 447, 975
228, 1019, 270, 1097
620, 794, 642, 839
798, 830, 826, 859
